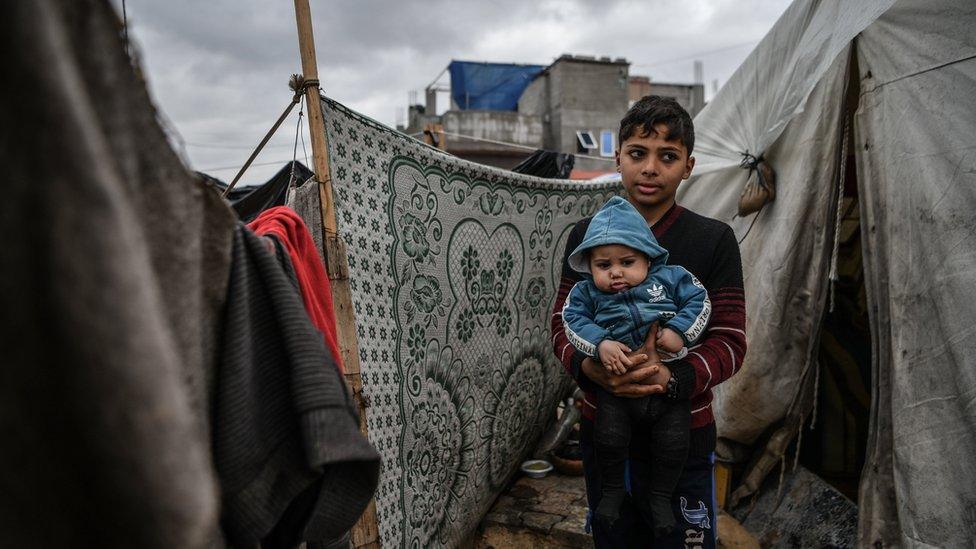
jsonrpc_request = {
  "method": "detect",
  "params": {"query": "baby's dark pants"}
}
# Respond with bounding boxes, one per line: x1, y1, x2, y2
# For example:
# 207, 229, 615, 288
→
594, 390, 690, 529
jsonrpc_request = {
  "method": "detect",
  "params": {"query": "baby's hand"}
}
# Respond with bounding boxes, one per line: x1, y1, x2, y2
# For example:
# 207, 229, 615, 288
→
598, 340, 633, 375
656, 327, 685, 353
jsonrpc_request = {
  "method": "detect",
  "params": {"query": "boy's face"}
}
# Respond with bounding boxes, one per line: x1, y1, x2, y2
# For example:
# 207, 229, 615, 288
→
589, 244, 649, 293
615, 123, 695, 215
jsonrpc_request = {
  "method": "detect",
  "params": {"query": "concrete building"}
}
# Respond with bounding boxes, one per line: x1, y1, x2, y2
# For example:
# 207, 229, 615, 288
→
518, 55, 629, 173
403, 55, 701, 175
406, 103, 545, 169
628, 75, 706, 117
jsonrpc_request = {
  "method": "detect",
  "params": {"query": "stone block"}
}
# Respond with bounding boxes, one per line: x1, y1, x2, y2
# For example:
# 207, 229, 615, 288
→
509, 481, 541, 501
522, 511, 563, 534
528, 489, 580, 517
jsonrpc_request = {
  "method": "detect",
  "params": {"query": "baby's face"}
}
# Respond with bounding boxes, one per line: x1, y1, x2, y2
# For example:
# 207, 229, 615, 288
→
589, 244, 649, 293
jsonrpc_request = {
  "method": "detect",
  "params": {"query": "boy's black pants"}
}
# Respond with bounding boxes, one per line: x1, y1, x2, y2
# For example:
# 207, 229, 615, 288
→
592, 391, 691, 538
581, 415, 717, 548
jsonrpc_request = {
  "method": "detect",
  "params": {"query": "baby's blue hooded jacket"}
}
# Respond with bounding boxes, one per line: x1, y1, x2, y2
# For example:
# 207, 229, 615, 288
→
562, 197, 711, 357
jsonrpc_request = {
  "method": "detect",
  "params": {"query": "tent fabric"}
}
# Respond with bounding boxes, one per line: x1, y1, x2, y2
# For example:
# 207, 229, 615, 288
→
203, 161, 315, 222
1, 0, 236, 546
448, 60, 544, 111
231, 161, 314, 222
321, 96, 620, 547
511, 149, 576, 179
855, 1, 976, 546
678, 0, 976, 545
677, 48, 851, 447
286, 177, 326, 260
200, 170, 255, 202
691, 0, 895, 176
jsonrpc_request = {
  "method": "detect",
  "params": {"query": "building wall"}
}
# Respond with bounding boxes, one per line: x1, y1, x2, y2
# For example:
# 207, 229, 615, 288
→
404, 105, 442, 136
628, 77, 706, 117
518, 76, 547, 117
518, 75, 556, 152
441, 110, 543, 149
405, 55, 644, 174
403, 109, 543, 170
629, 76, 653, 104
548, 56, 629, 172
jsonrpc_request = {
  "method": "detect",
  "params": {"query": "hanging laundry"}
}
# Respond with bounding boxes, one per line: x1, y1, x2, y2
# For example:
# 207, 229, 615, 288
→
248, 206, 344, 373
202, 161, 315, 222
214, 224, 379, 548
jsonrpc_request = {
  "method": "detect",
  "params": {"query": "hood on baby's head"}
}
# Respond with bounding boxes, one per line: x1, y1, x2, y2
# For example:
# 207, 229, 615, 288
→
568, 196, 669, 274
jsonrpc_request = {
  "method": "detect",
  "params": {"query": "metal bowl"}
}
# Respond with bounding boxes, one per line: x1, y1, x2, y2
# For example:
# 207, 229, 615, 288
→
520, 459, 554, 479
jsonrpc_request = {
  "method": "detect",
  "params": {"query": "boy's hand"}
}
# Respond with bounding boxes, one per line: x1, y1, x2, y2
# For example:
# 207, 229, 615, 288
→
580, 324, 669, 397
643, 360, 671, 389
656, 327, 685, 353
640, 322, 671, 388
598, 340, 633, 375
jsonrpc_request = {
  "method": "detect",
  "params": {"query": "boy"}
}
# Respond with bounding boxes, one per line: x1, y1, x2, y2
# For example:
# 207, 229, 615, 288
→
550, 96, 746, 548
562, 195, 711, 536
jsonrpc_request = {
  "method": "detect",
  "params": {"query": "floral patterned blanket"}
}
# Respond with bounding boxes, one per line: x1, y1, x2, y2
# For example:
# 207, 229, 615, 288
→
323, 98, 619, 547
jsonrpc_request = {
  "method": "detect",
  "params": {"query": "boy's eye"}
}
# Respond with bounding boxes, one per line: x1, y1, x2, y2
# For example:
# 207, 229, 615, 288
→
628, 150, 644, 159
662, 152, 678, 162
595, 262, 610, 269
622, 259, 634, 266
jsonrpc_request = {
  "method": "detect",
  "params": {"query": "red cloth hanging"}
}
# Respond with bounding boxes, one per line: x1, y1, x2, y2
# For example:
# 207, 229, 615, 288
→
248, 206, 344, 374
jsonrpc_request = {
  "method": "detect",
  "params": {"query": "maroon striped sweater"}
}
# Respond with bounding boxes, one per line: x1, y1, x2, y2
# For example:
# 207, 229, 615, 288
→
550, 204, 747, 456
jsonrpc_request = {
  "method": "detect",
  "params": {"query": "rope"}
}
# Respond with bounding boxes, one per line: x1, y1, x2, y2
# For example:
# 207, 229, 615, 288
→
299, 105, 309, 168
828, 116, 851, 313
202, 158, 294, 173
792, 414, 804, 472
121, 0, 129, 58
283, 96, 305, 206
736, 202, 764, 245
735, 151, 768, 245
221, 74, 320, 198
775, 453, 786, 501
290, 98, 303, 184
808, 358, 822, 431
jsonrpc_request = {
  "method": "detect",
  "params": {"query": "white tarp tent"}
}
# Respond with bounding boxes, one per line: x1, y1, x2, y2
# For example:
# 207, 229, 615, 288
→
677, 0, 976, 546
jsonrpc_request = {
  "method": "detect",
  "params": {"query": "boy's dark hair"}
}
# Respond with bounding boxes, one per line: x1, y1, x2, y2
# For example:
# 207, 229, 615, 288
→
618, 95, 695, 155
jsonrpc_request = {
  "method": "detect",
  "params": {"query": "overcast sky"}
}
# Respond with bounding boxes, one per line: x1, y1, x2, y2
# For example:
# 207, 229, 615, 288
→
117, 0, 791, 184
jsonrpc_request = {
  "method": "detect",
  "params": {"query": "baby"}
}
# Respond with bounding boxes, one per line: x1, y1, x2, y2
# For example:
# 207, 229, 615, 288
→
562, 196, 710, 536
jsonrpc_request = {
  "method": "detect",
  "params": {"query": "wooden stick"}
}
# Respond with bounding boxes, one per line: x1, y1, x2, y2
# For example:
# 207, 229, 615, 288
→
293, 2, 379, 547
222, 94, 300, 198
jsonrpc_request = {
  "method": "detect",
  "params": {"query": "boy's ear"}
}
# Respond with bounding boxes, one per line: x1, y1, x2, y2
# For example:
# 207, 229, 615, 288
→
682, 155, 696, 179
614, 149, 621, 172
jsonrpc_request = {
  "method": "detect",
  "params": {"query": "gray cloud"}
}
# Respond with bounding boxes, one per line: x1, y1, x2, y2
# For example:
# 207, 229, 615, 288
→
118, 0, 789, 184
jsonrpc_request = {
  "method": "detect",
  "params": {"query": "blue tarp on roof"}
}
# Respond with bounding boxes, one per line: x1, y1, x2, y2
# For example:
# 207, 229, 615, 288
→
448, 61, 544, 111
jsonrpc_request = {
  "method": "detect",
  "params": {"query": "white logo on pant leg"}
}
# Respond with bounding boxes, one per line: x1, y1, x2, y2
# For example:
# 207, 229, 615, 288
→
680, 497, 711, 529
684, 528, 705, 549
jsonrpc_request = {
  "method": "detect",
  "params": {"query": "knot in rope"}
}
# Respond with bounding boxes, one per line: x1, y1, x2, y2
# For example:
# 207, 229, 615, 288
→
738, 151, 773, 192
739, 151, 761, 171
289, 75, 323, 100
734, 150, 777, 243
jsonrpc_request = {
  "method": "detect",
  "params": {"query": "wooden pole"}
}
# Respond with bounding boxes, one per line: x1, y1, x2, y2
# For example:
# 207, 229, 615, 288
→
422, 123, 447, 151
293, 2, 380, 548
293, 0, 337, 234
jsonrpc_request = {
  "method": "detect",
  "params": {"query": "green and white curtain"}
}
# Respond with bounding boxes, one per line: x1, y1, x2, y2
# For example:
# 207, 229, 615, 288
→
322, 98, 620, 547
